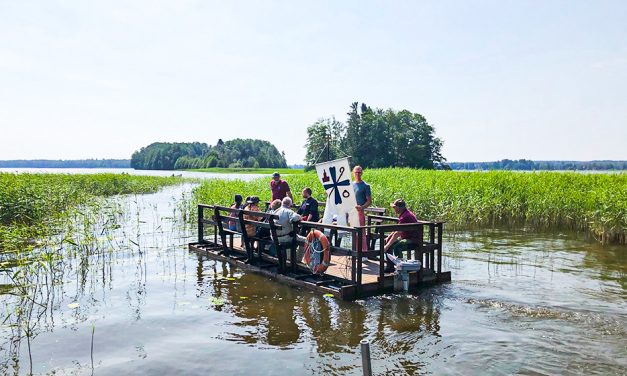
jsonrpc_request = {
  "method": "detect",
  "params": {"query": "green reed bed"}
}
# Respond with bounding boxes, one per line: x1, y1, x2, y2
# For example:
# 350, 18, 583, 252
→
0, 173, 182, 252
192, 170, 626, 244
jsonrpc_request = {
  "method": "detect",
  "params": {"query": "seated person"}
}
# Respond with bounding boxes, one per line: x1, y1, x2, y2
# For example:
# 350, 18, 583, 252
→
268, 199, 282, 212
253, 199, 281, 255
243, 196, 261, 238
228, 194, 243, 231
272, 197, 307, 262
272, 197, 302, 244
383, 199, 421, 272
296, 187, 319, 235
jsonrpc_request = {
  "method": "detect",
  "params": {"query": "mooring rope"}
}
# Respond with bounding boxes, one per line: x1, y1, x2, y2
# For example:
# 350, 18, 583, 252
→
311, 138, 349, 165
312, 143, 329, 165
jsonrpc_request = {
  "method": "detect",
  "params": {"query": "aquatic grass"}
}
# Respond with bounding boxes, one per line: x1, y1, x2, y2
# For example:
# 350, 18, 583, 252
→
0, 173, 180, 224
0, 172, 183, 265
191, 170, 627, 244
1, 184, 191, 372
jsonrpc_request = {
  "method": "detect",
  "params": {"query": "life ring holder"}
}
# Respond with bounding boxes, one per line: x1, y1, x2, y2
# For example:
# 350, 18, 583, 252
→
303, 229, 331, 274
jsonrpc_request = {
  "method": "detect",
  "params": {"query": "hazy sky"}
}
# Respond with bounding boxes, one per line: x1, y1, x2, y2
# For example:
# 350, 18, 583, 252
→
1, 1, 625, 164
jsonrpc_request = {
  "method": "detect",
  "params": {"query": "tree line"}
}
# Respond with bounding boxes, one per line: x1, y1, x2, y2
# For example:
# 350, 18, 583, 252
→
130, 139, 287, 170
305, 102, 446, 169
0, 159, 130, 168
449, 159, 627, 171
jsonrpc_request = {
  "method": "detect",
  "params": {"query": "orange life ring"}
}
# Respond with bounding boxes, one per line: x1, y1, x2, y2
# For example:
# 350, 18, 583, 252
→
303, 229, 331, 274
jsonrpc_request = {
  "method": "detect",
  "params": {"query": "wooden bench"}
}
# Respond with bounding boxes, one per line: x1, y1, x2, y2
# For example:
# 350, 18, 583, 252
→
210, 205, 301, 274
366, 214, 444, 273
308, 203, 386, 248
208, 203, 444, 276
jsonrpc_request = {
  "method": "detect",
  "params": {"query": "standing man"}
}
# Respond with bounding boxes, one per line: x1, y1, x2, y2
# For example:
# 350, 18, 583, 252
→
297, 187, 320, 235
353, 165, 372, 259
270, 172, 293, 202
383, 199, 421, 272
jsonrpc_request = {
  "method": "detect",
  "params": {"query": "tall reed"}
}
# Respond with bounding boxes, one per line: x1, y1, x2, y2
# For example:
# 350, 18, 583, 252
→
0, 173, 182, 251
192, 170, 627, 244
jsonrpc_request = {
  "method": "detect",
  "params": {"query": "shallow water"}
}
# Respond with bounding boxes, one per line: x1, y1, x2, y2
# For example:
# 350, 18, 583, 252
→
1, 185, 625, 375
0, 167, 266, 181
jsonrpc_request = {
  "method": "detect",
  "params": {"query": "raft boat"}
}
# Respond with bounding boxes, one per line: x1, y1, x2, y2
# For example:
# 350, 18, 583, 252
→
188, 203, 451, 300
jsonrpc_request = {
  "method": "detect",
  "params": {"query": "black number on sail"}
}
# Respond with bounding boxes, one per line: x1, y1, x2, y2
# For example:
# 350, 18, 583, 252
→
323, 166, 350, 205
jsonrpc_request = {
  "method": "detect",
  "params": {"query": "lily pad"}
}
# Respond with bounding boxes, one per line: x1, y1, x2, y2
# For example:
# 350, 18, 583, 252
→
209, 297, 226, 306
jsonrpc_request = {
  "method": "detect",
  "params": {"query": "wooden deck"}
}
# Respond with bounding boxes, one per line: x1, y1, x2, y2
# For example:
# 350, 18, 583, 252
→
326, 255, 379, 284
189, 240, 451, 300
198, 234, 382, 283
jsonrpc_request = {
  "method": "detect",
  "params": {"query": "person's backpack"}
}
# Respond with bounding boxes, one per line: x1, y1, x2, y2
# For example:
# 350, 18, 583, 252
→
255, 226, 270, 239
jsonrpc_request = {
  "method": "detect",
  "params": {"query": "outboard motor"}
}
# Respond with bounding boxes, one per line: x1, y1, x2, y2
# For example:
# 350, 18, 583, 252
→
388, 254, 421, 292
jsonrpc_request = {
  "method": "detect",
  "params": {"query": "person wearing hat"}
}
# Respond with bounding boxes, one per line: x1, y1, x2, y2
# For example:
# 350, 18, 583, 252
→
383, 199, 421, 272
270, 172, 293, 202
243, 196, 261, 238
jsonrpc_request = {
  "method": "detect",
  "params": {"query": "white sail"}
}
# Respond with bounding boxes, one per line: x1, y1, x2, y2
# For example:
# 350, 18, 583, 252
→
315, 157, 360, 227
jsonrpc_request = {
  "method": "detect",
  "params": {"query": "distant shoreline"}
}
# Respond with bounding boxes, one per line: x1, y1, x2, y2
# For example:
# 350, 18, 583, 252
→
448, 160, 627, 171
0, 159, 130, 168
2, 159, 625, 171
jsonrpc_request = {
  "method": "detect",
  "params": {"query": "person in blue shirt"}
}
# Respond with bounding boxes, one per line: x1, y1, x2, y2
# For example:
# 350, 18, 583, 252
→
352, 165, 372, 258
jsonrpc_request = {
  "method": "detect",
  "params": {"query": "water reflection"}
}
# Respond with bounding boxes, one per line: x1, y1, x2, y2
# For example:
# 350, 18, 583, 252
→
192, 253, 444, 360
449, 227, 625, 274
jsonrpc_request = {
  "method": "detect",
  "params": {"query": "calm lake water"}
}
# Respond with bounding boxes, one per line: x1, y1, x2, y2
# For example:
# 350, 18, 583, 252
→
0, 168, 265, 181
1, 181, 625, 375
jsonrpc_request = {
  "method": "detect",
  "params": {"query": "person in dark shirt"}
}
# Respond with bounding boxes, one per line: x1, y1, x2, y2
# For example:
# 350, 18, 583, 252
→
383, 199, 421, 272
297, 187, 319, 235
270, 172, 293, 201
